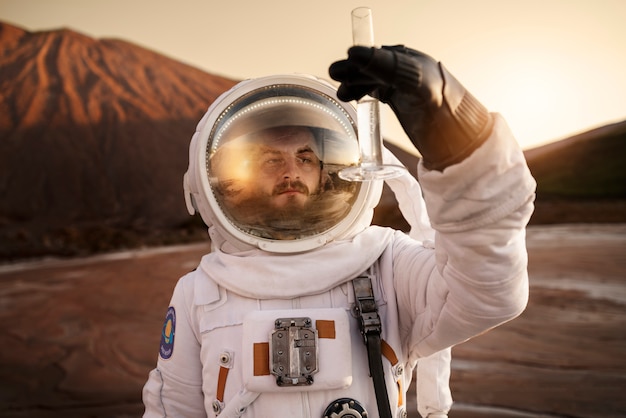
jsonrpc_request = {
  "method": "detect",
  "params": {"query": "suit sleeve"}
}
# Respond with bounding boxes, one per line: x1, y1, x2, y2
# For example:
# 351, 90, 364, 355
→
143, 273, 207, 417
394, 114, 536, 360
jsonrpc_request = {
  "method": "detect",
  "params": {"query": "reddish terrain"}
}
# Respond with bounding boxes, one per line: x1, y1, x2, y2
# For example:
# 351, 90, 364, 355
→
0, 224, 624, 418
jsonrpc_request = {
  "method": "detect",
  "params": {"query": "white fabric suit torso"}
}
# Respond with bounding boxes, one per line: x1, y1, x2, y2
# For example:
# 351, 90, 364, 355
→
142, 115, 536, 417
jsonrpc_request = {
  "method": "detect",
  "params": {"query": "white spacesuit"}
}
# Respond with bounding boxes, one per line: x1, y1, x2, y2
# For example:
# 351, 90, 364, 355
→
142, 45, 536, 418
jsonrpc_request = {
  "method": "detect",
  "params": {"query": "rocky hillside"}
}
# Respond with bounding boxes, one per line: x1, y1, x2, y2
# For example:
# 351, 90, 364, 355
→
523, 120, 626, 224
0, 22, 237, 259
525, 120, 626, 198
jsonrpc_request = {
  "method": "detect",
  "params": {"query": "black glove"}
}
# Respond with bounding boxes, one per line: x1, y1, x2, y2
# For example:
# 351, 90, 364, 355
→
329, 45, 494, 171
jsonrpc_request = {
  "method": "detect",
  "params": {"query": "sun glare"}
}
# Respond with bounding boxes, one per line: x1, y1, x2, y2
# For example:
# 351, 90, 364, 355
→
497, 63, 576, 148
468, 42, 585, 150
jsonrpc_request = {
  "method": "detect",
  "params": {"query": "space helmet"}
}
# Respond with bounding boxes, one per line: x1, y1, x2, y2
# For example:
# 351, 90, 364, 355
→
183, 74, 383, 253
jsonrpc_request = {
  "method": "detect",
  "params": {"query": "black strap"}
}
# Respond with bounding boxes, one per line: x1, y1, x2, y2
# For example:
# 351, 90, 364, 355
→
365, 333, 392, 418
353, 273, 393, 418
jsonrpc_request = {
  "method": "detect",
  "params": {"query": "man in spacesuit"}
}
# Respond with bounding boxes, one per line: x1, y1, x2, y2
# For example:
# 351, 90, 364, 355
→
142, 45, 536, 417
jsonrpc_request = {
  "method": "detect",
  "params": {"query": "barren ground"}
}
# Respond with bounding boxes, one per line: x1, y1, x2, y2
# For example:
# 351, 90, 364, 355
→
0, 224, 624, 418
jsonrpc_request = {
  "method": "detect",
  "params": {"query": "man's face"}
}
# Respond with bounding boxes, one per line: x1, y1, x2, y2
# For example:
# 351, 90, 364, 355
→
250, 127, 322, 210
210, 125, 358, 239
211, 126, 323, 214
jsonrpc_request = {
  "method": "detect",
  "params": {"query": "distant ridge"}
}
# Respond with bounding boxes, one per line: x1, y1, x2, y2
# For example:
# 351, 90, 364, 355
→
521, 119, 626, 225
524, 119, 626, 199
524, 120, 626, 163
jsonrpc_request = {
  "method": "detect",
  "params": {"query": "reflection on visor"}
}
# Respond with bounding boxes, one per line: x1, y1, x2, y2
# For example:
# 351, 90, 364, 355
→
206, 85, 361, 240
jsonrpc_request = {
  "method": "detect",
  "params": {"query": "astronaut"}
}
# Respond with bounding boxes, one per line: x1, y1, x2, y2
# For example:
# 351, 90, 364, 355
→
142, 45, 536, 417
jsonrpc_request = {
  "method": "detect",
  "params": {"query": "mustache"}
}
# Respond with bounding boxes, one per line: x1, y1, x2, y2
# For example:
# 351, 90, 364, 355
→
273, 180, 310, 195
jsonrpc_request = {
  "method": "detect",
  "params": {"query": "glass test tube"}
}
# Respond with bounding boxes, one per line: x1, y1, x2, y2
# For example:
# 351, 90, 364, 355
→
339, 7, 406, 181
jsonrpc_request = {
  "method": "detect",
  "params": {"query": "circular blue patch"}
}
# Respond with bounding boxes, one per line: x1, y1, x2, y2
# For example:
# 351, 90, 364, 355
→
159, 306, 176, 360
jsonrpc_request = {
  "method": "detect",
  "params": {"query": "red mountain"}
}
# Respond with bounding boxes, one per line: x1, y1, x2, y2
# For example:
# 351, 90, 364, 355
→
0, 22, 237, 259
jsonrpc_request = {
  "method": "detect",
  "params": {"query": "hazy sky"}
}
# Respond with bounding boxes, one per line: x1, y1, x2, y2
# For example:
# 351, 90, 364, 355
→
2, 0, 625, 151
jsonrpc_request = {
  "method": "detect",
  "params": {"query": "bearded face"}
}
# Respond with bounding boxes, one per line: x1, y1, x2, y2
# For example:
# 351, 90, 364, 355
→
210, 127, 324, 237
210, 126, 361, 240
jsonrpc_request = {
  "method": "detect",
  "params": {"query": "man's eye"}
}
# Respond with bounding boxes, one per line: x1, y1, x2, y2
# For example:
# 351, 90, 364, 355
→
261, 158, 284, 170
298, 154, 317, 165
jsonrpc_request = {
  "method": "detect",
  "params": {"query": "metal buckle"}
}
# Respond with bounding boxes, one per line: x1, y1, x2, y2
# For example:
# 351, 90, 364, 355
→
352, 276, 382, 340
270, 317, 319, 386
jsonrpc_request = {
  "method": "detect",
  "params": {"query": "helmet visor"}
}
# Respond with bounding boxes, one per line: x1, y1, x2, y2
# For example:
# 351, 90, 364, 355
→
206, 84, 361, 240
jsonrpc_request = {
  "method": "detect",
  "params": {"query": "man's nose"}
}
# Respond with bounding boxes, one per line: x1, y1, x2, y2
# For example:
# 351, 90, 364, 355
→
281, 158, 300, 178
